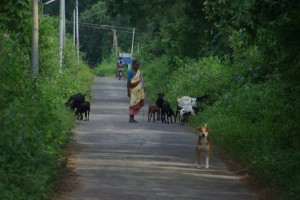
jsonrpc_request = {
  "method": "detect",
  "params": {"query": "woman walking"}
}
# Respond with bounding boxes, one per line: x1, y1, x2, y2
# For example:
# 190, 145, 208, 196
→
127, 59, 145, 123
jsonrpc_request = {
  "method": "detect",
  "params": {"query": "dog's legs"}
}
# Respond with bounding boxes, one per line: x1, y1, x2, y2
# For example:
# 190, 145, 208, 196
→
86, 110, 90, 121
205, 155, 209, 169
205, 153, 209, 169
161, 113, 165, 123
205, 148, 210, 169
153, 112, 156, 122
157, 110, 161, 121
195, 146, 201, 168
148, 112, 151, 122
84, 111, 87, 121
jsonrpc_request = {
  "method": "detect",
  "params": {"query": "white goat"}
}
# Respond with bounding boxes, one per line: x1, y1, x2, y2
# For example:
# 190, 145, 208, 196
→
176, 96, 197, 123
180, 105, 195, 117
177, 96, 197, 107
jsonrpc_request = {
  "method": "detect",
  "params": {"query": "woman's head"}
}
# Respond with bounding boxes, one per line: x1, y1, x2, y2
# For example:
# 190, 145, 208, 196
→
132, 59, 140, 71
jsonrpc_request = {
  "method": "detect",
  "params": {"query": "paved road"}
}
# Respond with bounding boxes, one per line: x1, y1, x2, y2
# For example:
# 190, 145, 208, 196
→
54, 77, 259, 200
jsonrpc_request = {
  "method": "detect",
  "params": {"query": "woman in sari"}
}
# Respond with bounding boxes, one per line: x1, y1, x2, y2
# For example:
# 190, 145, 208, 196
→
127, 59, 145, 123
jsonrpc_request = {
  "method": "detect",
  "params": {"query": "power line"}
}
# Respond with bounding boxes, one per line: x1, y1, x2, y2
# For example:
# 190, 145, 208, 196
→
43, 0, 56, 5
80, 21, 133, 30
65, 20, 135, 34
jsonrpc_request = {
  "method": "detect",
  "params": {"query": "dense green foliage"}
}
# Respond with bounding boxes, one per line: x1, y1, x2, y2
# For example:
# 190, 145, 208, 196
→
105, 1, 300, 199
0, 1, 94, 199
79, 1, 133, 66
1, 0, 299, 200
43, 0, 134, 66
142, 55, 300, 200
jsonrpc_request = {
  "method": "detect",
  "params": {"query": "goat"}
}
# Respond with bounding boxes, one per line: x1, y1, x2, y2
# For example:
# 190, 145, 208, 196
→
155, 92, 165, 121
177, 96, 197, 107
179, 105, 195, 125
175, 96, 196, 123
161, 101, 175, 124
148, 104, 160, 122
166, 107, 175, 124
75, 101, 90, 121
196, 93, 210, 103
65, 93, 86, 111
175, 104, 183, 123
175, 95, 206, 123
193, 106, 203, 115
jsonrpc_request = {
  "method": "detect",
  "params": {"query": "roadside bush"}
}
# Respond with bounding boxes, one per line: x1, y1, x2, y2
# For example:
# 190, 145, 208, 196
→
189, 77, 300, 200
0, 32, 32, 110
142, 55, 170, 101
171, 56, 231, 101
93, 55, 119, 77
144, 50, 300, 199
0, 15, 94, 200
143, 56, 232, 111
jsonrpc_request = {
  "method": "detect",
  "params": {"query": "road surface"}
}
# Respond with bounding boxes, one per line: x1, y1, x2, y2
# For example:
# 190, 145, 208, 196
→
51, 77, 259, 200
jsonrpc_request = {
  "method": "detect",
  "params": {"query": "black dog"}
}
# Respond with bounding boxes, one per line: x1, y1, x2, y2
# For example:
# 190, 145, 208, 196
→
75, 101, 90, 121
161, 101, 175, 124
65, 93, 86, 110
155, 92, 165, 121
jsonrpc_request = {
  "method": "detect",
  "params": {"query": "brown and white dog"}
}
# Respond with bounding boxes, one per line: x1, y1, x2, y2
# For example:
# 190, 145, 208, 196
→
195, 124, 211, 169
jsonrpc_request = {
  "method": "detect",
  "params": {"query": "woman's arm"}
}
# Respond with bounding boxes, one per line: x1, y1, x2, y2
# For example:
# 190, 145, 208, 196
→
127, 81, 131, 97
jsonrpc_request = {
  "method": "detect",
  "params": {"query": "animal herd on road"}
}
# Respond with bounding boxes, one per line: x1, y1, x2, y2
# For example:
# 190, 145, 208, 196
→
148, 92, 209, 125
65, 90, 212, 169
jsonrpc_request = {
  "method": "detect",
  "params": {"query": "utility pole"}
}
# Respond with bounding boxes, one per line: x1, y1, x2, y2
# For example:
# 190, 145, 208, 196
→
112, 28, 118, 58
58, 0, 65, 72
76, 0, 79, 65
31, 0, 39, 79
63, 0, 65, 48
131, 28, 135, 58
73, 9, 75, 46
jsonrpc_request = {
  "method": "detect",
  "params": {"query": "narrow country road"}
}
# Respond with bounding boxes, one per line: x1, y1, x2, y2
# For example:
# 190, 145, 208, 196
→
51, 77, 259, 200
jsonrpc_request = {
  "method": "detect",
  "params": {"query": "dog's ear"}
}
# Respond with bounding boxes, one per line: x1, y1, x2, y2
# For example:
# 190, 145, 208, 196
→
204, 124, 211, 132
197, 126, 202, 131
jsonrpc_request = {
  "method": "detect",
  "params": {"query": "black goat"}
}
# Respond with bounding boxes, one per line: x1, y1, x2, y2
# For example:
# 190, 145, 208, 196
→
65, 93, 86, 110
75, 101, 90, 121
155, 92, 165, 121
161, 101, 175, 124
196, 93, 210, 103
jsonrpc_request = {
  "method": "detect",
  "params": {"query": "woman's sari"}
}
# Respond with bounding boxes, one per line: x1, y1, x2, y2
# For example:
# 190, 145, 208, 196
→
129, 69, 145, 115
